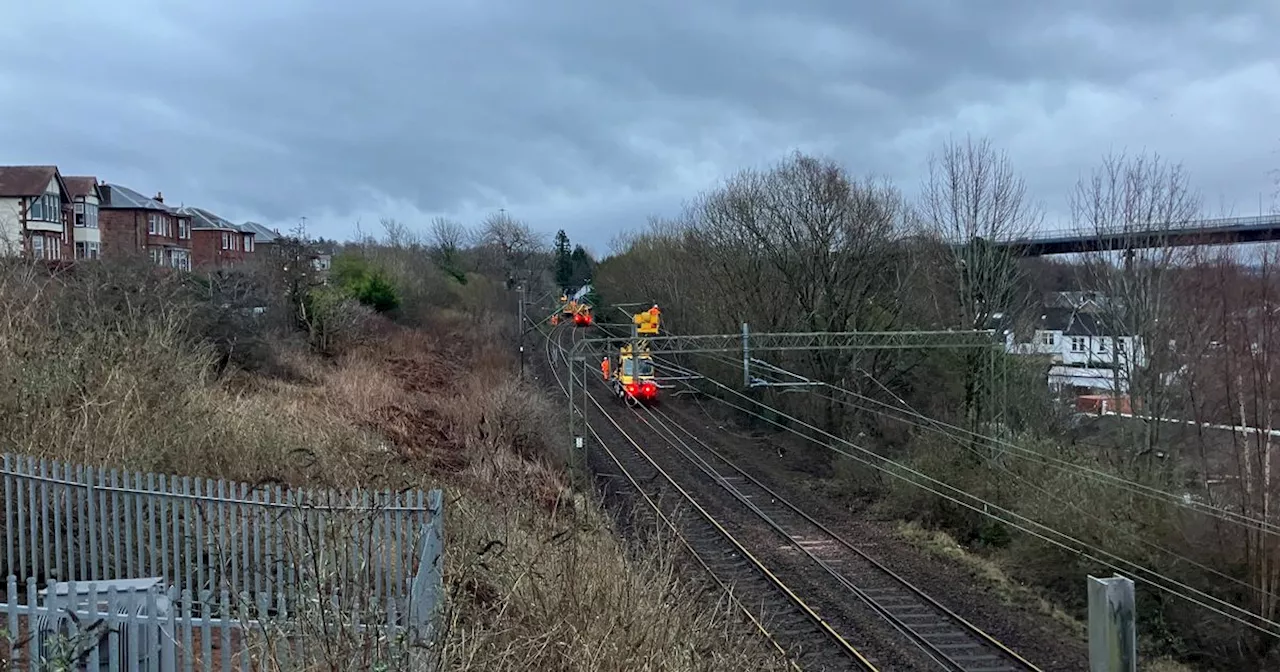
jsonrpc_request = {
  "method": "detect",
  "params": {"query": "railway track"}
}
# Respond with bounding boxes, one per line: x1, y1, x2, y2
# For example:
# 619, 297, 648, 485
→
541, 325, 877, 671
577, 322, 1041, 671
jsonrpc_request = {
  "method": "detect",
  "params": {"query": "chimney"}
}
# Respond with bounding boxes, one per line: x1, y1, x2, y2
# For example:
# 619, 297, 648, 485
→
154, 192, 164, 203
99, 184, 112, 205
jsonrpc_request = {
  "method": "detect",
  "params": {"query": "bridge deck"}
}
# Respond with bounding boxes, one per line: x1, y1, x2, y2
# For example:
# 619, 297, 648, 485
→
993, 214, 1280, 256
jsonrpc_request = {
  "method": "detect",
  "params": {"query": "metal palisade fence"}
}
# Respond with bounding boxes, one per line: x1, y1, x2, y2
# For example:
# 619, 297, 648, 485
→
0, 453, 444, 670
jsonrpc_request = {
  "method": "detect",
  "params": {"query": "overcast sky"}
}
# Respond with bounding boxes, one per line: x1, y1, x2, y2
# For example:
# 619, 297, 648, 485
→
1, 1, 1276, 253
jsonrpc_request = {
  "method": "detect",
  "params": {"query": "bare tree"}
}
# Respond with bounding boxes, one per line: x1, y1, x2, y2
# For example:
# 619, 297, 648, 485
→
1174, 246, 1280, 635
665, 152, 908, 431
919, 136, 1042, 439
379, 217, 419, 249
429, 217, 467, 255
919, 135, 1042, 331
478, 211, 546, 289
1070, 150, 1201, 455
427, 216, 469, 275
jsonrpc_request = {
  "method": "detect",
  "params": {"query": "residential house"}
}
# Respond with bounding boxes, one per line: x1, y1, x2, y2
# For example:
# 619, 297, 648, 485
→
312, 251, 331, 280
99, 184, 193, 270
63, 176, 104, 260
0, 165, 71, 260
1004, 297, 1146, 395
240, 221, 280, 256
181, 207, 255, 269
1044, 290, 1111, 314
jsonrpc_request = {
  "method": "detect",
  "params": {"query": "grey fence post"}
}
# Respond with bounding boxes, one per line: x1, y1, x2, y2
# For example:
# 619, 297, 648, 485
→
1088, 574, 1136, 672
410, 489, 444, 646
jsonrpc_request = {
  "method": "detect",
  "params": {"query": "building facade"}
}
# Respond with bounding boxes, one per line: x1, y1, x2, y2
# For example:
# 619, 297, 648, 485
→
181, 207, 255, 269
63, 176, 104, 260
0, 165, 71, 260
1003, 295, 1146, 395
99, 184, 193, 269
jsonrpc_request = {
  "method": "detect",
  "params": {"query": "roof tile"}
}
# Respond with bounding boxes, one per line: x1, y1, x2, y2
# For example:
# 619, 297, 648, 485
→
0, 166, 59, 197
101, 183, 172, 212
62, 176, 101, 199
179, 206, 246, 232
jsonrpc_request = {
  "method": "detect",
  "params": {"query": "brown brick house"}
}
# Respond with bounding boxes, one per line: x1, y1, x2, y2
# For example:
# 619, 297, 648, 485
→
181, 207, 255, 269
99, 184, 193, 270
62, 176, 105, 260
0, 165, 71, 260
240, 221, 280, 257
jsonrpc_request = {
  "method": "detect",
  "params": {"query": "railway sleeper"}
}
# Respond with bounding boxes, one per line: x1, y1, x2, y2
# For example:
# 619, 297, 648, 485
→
946, 654, 1019, 670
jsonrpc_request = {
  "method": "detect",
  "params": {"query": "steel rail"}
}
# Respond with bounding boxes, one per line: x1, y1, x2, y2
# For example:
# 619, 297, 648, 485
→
589, 321, 1039, 670
638, 402, 1040, 671
542, 326, 878, 671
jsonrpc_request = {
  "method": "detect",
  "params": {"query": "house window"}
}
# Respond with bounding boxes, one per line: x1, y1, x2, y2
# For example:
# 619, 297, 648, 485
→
178, 220, 189, 239
1116, 338, 1126, 353
169, 249, 190, 271
149, 248, 162, 265
74, 241, 101, 259
148, 213, 159, 235
1040, 332, 1056, 346
48, 239, 61, 260
244, 235, 253, 252
1070, 337, 1086, 353
27, 193, 60, 222
1098, 339, 1108, 353
222, 232, 231, 250
31, 235, 44, 259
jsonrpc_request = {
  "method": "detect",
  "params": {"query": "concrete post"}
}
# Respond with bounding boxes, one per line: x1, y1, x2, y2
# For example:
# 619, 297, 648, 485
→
742, 322, 751, 388
1088, 574, 1136, 672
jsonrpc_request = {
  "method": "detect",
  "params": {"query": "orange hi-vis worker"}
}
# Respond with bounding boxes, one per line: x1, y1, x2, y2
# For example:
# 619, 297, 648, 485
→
601, 356, 611, 381
649, 304, 660, 318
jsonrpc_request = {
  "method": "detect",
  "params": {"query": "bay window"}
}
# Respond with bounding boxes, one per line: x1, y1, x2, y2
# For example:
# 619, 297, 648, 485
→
27, 193, 60, 222
74, 201, 99, 228
75, 241, 101, 259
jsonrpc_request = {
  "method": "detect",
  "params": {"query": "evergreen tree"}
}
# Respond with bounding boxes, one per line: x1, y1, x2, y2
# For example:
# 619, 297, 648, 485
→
553, 229, 573, 289
570, 245, 594, 287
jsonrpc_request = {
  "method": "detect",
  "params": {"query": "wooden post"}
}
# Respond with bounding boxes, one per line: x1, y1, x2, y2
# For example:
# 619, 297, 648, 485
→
1088, 574, 1136, 671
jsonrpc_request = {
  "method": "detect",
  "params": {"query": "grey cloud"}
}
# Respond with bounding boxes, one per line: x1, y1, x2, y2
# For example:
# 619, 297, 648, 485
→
0, 0, 1275, 249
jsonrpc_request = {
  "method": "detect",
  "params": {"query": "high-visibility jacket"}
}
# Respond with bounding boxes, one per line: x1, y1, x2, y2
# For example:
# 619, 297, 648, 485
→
649, 306, 660, 318
601, 358, 611, 380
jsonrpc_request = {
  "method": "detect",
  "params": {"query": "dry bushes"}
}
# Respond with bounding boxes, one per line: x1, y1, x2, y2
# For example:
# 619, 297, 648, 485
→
0, 259, 790, 670
0, 259, 385, 485
327, 321, 789, 670
438, 493, 790, 671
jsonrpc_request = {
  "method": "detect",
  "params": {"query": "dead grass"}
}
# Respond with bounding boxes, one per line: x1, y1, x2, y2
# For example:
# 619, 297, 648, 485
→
897, 523, 1209, 671
897, 521, 1084, 637
0, 262, 788, 670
